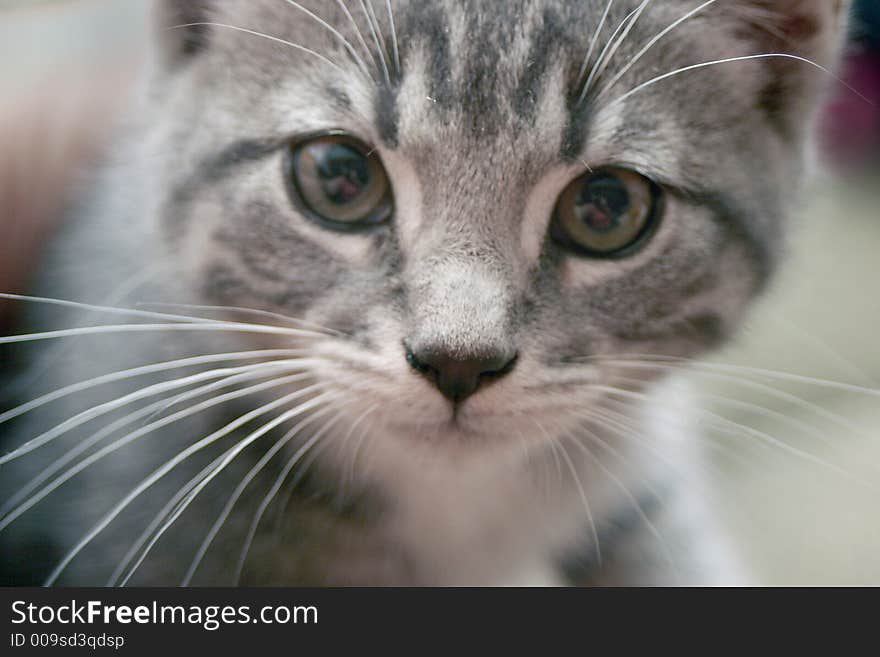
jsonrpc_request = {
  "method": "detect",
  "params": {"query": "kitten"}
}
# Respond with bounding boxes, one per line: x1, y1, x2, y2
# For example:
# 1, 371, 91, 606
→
0, 0, 850, 586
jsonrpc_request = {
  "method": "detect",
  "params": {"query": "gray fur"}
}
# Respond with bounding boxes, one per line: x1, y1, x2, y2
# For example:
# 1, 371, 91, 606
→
0, 0, 848, 585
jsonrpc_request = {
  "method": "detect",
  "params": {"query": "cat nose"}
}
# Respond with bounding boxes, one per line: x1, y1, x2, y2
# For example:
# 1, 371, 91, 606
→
405, 345, 518, 403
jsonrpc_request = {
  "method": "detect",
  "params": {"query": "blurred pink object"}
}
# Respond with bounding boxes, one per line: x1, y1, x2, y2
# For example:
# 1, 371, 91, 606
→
820, 51, 880, 169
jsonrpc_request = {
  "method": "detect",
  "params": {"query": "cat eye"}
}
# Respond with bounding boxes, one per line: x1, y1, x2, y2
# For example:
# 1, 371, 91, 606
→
551, 168, 660, 257
285, 134, 393, 230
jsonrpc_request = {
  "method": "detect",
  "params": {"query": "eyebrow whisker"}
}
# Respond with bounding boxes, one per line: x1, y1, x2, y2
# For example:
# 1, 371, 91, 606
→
597, 0, 721, 99
168, 22, 346, 74
578, 1, 649, 104
606, 53, 875, 109
280, 0, 375, 82
357, 0, 392, 86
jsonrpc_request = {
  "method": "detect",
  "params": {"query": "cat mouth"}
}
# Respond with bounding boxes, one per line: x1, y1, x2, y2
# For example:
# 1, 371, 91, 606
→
384, 397, 591, 442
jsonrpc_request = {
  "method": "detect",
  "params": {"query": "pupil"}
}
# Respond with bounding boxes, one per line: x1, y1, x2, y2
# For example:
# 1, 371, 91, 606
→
577, 175, 630, 233
315, 144, 370, 205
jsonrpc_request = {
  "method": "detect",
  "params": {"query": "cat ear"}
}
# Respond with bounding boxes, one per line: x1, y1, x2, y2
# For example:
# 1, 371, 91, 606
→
731, 0, 850, 65
155, 1, 215, 66
728, 1, 851, 128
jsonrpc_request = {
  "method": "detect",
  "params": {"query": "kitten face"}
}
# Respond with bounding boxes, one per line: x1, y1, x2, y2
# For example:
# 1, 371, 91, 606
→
149, 0, 845, 450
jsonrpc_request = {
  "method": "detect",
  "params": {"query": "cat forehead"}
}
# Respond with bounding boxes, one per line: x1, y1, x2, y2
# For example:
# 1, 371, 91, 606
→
182, 0, 773, 192
200, 0, 722, 148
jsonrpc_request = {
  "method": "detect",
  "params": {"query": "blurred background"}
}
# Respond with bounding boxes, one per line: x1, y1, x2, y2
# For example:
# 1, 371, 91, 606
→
0, 0, 878, 585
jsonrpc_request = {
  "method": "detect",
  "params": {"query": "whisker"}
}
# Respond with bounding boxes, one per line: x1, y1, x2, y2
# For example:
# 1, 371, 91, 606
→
168, 23, 346, 74
614, 373, 840, 449
232, 407, 351, 584
562, 430, 677, 576
577, 404, 733, 480
0, 359, 314, 464
0, 349, 306, 427
43, 382, 327, 585
603, 362, 876, 444
599, 394, 770, 472
580, 0, 651, 104
575, 0, 616, 85
280, 0, 373, 80
532, 420, 564, 483
1, 375, 315, 537
383, 0, 400, 74
580, 5, 641, 104
0, 321, 326, 345
512, 427, 533, 468
123, 393, 341, 587
357, 0, 391, 86
5, 268, 162, 396
705, 413, 878, 488
135, 302, 346, 337
342, 408, 380, 493
592, 385, 879, 491
585, 420, 676, 506
1, 367, 311, 519
334, 0, 378, 77
0, 293, 217, 326
184, 399, 348, 586
107, 449, 232, 587
333, 403, 380, 498
110, 386, 331, 586
569, 409, 679, 496
272, 433, 335, 533
598, 0, 720, 98
765, 315, 877, 388
555, 439, 602, 567
606, 53, 875, 109
579, 354, 880, 397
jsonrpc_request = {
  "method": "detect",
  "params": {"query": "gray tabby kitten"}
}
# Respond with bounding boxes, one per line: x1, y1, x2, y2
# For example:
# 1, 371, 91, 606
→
0, 0, 849, 586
